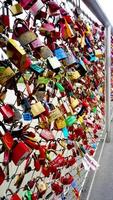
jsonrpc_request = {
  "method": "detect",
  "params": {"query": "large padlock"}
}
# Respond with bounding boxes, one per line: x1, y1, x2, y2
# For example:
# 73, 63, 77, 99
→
13, 18, 37, 46
11, 141, 31, 165
7, 38, 27, 70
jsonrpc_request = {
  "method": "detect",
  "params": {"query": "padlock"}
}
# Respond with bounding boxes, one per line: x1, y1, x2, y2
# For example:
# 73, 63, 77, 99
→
64, 51, 77, 66
39, 46, 53, 59
47, 56, 62, 70
31, 96, 45, 117
65, 115, 76, 126
30, 37, 44, 50
53, 46, 67, 60
36, 177, 47, 195
7, 38, 27, 70
51, 181, 63, 195
0, 121, 14, 151
0, 4, 10, 28
30, 64, 44, 74
10, 3, 23, 16
0, 67, 15, 86
3, 150, 10, 166
11, 141, 31, 165
49, 107, 62, 122
48, 141, 57, 150
13, 18, 37, 46
47, 149, 66, 168
60, 173, 74, 185
20, 0, 37, 10
55, 116, 66, 129
29, 0, 44, 16
66, 156, 76, 168
0, 103, 15, 122
52, 170, 61, 179
48, 0, 60, 15
23, 112, 32, 121
41, 165, 50, 177
33, 153, 41, 171
6, 189, 21, 200
0, 166, 5, 185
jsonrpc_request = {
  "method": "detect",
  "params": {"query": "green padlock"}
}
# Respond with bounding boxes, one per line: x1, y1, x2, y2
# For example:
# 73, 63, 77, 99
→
56, 82, 65, 92
93, 107, 97, 113
65, 116, 76, 126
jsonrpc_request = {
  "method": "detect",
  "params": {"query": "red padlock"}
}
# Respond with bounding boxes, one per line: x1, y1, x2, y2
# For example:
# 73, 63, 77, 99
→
0, 166, 5, 185
66, 156, 76, 168
42, 165, 50, 177
12, 141, 31, 165
60, 173, 74, 185
33, 153, 41, 171
6, 189, 21, 200
0, 121, 14, 151
52, 170, 61, 179
48, 141, 57, 150
51, 181, 63, 195
0, 104, 15, 122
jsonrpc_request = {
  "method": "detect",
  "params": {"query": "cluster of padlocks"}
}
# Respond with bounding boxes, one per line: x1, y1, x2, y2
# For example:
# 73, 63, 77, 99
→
0, 0, 105, 199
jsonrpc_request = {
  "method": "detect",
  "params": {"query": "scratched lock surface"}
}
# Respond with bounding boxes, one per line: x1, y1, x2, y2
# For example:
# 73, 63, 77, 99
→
0, 0, 105, 199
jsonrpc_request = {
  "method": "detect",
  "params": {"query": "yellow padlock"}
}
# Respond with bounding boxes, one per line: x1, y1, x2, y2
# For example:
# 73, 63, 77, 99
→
10, 3, 23, 16
55, 116, 66, 129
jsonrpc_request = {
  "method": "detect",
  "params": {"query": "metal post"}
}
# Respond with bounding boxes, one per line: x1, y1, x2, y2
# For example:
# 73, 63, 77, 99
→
105, 26, 111, 143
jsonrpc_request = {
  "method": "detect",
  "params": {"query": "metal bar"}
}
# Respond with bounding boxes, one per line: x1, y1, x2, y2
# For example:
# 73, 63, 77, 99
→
82, 0, 111, 26
86, 131, 107, 200
105, 26, 111, 142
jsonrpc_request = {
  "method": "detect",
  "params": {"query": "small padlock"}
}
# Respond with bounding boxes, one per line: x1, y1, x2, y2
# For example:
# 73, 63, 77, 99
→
0, 166, 5, 185
36, 177, 47, 196
10, 3, 23, 16
0, 121, 14, 151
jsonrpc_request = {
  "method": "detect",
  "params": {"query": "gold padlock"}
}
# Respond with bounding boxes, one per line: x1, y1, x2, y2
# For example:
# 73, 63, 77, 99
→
7, 39, 26, 69
31, 96, 45, 117
0, 67, 15, 86
36, 178, 47, 194
10, 3, 23, 16
55, 116, 66, 129
49, 107, 62, 122
69, 97, 79, 109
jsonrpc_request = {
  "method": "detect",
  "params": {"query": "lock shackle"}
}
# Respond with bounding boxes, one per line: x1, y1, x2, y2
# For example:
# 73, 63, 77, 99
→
10, 121, 23, 132
13, 18, 29, 38
0, 121, 7, 133
6, 188, 14, 196
36, 176, 44, 182
2, 3, 9, 16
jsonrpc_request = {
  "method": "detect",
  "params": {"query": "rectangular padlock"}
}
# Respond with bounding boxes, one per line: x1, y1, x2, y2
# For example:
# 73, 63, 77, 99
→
10, 3, 23, 16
